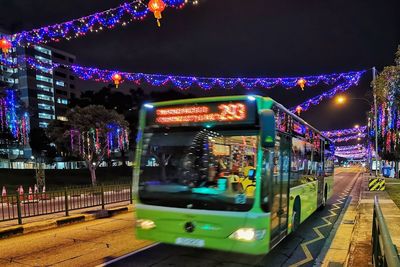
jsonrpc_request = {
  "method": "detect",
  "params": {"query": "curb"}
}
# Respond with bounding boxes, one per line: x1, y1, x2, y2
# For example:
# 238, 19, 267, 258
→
0, 205, 134, 239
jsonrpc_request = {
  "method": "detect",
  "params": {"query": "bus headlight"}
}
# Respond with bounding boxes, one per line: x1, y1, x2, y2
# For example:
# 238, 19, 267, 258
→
136, 219, 156, 230
229, 228, 266, 241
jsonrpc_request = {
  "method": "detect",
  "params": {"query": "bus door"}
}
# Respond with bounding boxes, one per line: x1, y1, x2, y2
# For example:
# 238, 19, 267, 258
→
270, 133, 290, 246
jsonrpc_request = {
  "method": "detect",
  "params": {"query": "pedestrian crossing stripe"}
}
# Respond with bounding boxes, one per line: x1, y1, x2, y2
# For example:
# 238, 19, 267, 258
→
368, 178, 385, 191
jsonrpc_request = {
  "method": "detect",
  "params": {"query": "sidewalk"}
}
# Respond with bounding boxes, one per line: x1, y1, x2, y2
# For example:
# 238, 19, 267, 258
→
321, 173, 400, 266
0, 202, 133, 239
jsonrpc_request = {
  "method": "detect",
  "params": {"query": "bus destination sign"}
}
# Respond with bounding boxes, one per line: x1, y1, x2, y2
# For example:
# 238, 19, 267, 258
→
149, 101, 256, 126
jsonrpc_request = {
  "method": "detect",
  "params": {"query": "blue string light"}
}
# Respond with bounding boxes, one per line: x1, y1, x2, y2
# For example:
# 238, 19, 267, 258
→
321, 126, 367, 137
11, 0, 188, 46
16, 56, 366, 91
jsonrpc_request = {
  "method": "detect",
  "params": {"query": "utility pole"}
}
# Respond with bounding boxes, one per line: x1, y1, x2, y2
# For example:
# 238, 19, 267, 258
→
373, 67, 379, 176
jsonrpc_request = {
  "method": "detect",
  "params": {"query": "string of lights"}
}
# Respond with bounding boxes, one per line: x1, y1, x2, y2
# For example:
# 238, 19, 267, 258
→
9, 0, 189, 46
335, 144, 364, 151
321, 126, 367, 137
331, 132, 366, 143
290, 71, 365, 113
335, 152, 366, 159
12, 56, 366, 91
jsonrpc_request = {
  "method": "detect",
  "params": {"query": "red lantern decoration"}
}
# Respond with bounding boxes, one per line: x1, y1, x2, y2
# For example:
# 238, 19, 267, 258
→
0, 38, 12, 55
148, 0, 166, 27
297, 78, 306, 91
296, 106, 302, 116
112, 73, 122, 88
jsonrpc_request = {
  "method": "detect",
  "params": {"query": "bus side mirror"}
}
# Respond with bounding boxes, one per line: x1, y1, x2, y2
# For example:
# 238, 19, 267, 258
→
324, 141, 333, 151
260, 110, 275, 147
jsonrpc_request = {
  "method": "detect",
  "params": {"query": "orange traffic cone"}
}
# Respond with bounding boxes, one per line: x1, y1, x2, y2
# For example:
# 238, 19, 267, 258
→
34, 184, 39, 194
1, 186, 6, 203
18, 185, 24, 201
28, 186, 33, 201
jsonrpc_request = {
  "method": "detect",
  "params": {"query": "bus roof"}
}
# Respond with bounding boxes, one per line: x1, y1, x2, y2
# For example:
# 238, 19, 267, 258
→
144, 95, 331, 143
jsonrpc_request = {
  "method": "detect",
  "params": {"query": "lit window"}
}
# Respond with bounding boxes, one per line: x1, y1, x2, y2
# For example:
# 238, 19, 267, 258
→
57, 116, 68, 121
36, 75, 53, 84
38, 113, 55, 120
39, 122, 49, 128
37, 94, 54, 101
34, 55, 52, 64
34, 46, 52, 56
38, 103, 54, 110
55, 80, 65, 87
37, 84, 53, 92
57, 98, 68, 105
37, 65, 53, 74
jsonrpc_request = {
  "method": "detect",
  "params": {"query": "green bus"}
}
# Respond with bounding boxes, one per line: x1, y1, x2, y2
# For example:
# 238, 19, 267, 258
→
134, 95, 334, 255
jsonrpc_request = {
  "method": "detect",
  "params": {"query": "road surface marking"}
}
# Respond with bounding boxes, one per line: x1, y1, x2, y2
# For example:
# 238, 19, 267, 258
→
96, 242, 160, 267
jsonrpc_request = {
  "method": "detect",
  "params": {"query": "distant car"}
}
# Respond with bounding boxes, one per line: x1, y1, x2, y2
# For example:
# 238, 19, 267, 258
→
343, 163, 350, 168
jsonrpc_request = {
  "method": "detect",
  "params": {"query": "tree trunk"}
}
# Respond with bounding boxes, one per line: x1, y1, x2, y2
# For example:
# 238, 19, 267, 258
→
88, 164, 97, 186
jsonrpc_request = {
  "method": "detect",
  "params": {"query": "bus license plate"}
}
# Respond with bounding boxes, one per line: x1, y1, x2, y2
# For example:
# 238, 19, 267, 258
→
175, 237, 205, 248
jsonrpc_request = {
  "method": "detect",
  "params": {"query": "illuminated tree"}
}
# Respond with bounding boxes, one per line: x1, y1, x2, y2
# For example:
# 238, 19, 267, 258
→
47, 105, 129, 185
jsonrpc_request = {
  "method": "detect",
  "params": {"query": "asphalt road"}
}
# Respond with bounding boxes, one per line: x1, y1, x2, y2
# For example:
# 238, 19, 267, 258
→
0, 211, 152, 267
108, 168, 361, 267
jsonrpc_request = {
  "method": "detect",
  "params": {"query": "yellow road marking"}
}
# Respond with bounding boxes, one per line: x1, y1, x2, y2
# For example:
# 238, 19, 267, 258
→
288, 192, 348, 267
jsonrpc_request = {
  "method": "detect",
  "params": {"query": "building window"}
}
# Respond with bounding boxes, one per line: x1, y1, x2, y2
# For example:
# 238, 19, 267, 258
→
37, 84, 53, 93
36, 75, 53, 84
39, 122, 49, 128
37, 65, 53, 74
55, 80, 65, 87
53, 52, 66, 60
38, 113, 55, 120
57, 116, 68, 121
34, 46, 52, 56
55, 71, 67, 78
34, 55, 52, 64
38, 103, 54, 110
37, 94, 54, 101
57, 98, 68, 105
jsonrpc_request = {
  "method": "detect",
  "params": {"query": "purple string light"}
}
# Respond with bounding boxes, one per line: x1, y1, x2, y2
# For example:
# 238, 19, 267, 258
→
16, 56, 366, 91
290, 71, 365, 113
321, 126, 367, 138
12, 0, 187, 46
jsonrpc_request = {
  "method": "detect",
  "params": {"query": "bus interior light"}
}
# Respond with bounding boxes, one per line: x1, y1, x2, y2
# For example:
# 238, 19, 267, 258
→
136, 219, 156, 230
229, 228, 266, 242
247, 95, 256, 101
144, 103, 154, 109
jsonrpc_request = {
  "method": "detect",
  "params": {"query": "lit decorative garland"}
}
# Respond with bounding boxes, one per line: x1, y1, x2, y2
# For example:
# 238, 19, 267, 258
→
335, 144, 364, 151
70, 126, 129, 158
290, 71, 365, 113
11, 56, 365, 91
0, 90, 29, 144
335, 152, 366, 159
11, 0, 189, 46
321, 126, 366, 138
331, 133, 366, 143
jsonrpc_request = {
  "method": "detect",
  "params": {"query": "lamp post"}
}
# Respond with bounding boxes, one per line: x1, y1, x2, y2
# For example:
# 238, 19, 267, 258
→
335, 79, 379, 176
372, 67, 379, 176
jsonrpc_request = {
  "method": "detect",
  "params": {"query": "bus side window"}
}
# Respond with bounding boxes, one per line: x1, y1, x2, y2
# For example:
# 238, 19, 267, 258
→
261, 148, 272, 212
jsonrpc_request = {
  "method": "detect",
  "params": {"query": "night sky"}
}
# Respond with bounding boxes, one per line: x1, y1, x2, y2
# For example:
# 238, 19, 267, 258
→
0, 0, 399, 130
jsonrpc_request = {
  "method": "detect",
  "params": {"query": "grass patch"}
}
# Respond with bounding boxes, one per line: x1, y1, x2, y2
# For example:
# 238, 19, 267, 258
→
385, 182, 400, 208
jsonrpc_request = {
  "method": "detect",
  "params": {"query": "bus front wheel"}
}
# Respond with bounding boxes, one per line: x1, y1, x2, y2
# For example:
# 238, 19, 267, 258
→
292, 197, 301, 232
319, 185, 328, 210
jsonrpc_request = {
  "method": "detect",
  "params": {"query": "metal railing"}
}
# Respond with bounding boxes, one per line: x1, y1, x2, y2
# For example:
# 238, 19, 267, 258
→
0, 183, 132, 224
372, 196, 400, 267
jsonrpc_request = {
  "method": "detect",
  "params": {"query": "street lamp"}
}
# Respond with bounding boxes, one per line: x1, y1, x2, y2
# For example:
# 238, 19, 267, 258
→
334, 84, 379, 176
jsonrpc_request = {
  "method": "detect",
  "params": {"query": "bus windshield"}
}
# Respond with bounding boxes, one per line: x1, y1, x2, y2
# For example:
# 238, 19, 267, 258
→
138, 128, 259, 211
